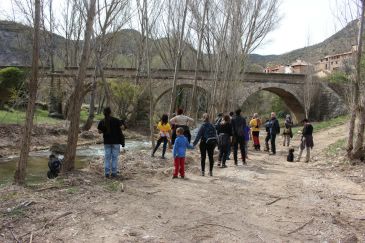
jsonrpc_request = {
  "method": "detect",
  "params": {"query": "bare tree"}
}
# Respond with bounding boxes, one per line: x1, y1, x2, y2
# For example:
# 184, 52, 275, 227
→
349, 0, 365, 159
62, 0, 96, 172
83, 0, 130, 130
143, 0, 155, 148
303, 65, 317, 119
14, 0, 41, 185
190, 0, 209, 121
168, 0, 189, 116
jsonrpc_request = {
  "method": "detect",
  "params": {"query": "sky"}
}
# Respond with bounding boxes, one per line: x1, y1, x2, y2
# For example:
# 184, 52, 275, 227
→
255, 0, 358, 55
0, 0, 359, 55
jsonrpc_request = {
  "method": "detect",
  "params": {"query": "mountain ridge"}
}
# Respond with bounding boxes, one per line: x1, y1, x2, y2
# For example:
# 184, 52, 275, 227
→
0, 19, 359, 69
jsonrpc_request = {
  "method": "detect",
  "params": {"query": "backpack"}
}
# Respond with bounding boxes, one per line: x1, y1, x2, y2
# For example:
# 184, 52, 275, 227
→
203, 123, 218, 145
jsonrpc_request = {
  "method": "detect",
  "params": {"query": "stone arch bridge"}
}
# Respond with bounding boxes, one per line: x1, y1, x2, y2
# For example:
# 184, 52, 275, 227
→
41, 66, 347, 122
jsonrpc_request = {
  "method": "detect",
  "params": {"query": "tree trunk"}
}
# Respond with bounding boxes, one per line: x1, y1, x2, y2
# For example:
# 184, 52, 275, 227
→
191, 0, 208, 122
82, 66, 98, 131
96, 51, 112, 108
168, 0, 189, 117
14, 0, 41, 185
209, 10, 230, 118
349, 1, 365, 158
144, 0, 155, 148
62, 0, 96, 172
48, 0, 57, 115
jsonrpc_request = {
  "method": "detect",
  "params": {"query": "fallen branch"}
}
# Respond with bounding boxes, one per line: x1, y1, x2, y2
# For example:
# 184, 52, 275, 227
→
43, 212, 73, 229
20, 212, 72, 238
146, 190, 161, 195
266, 197, 282, 205
204, 223, 239, 231
288, 218, 314, 235
29, 232, 33, 243
179, 223, 239, 232
9, 228, 20, 243
35, 186, 60, 192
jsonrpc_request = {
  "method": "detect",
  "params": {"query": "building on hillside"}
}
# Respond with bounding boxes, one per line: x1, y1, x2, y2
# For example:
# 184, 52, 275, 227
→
291, 59, 312, 74
315, 45, 357, 73
264, 65, 293, 74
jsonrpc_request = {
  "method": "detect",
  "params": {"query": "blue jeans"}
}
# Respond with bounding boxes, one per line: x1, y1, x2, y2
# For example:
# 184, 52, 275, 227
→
104, 144, 120, 175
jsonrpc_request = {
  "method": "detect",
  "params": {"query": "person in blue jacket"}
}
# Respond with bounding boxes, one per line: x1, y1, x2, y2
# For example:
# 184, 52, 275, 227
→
172, 127, 194, 179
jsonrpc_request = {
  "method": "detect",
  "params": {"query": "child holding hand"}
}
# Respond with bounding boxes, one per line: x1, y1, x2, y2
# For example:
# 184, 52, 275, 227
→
172, 127, 194, 179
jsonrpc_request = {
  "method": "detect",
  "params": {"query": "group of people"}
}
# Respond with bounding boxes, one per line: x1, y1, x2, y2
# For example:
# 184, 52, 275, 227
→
97, 107, 314, 179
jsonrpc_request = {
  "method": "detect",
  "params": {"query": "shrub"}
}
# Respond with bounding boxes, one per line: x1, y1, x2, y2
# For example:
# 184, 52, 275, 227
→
110, 80, 142, 120
0, 67, 26, 108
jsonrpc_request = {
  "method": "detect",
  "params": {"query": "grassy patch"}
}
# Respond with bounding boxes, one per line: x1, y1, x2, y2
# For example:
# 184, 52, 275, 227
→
5, 207, 26, 219
0, 109, 62, 125
325, 138, 346, 157
0, 192, 18, 203
66, 186, 79, 194
292, 115, 348, 135
0, 108, 103, 125
103, 180, 123, 192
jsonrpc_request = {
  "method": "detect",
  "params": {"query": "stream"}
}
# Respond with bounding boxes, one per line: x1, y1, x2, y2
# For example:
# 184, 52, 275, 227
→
0, 140, 151, 184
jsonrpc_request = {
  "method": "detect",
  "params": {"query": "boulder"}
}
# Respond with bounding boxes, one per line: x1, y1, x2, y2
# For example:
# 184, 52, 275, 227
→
80, 131, 95, 139
48, 112, 64, 119
50, 143, 67, 155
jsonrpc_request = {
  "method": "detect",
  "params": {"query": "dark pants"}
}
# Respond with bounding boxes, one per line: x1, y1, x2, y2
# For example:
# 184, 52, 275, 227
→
226, 142, 231, 160
265, 132, 271, 151
252, 131, 260, 150
199, 140, 216, 173
270, 133, 277, 154
152, 137, 168, 157
219, 143, 229, 166
172, 126, 191, 144
233, 136, 246, 164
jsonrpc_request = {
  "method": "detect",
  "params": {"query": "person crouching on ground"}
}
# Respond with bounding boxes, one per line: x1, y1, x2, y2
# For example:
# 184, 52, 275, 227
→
97, 107, 123, 178
297, 119, 314, 162
152, 114, 171, 159
193, 113, 218, 176
172, 127, 194, 179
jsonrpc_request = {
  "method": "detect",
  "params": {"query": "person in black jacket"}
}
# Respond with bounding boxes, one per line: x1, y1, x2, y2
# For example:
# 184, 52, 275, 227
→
231, 109, 247, 165
297, 119, 314, 162
193, 113, 217, 176
268, 112, 280, 155
97, 107, 123, 178
216, 114, 232, 168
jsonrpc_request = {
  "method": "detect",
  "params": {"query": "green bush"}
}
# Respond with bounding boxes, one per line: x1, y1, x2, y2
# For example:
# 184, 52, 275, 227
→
328, 71, 350, 84
110, 80, 142, 120
0, 67, 26, 108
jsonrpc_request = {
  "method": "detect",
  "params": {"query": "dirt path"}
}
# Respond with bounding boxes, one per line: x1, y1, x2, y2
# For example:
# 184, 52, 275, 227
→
1, 124, 365, 242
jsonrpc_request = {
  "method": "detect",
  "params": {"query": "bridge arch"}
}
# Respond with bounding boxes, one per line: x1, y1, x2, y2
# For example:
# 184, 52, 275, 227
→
237, 84, 305, 123
153, 82, 211, 113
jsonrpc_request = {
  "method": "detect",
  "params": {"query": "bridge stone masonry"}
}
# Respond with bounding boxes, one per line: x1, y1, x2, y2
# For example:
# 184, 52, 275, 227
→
49, 66, 347, 122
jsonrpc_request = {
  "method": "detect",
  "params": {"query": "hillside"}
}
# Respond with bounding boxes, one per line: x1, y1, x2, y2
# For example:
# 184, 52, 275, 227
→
0, 20, 67, 66
248, 19, 359, 67
0, 19, 359, 69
